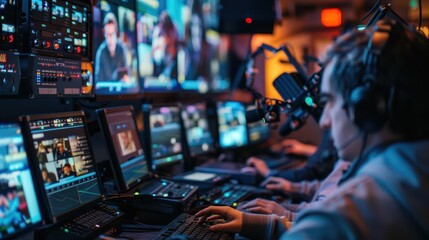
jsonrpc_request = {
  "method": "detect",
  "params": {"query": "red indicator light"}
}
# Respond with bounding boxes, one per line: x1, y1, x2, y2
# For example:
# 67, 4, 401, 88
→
245, 17, 253, 24
321, 8, 342, 27
8, 35, 14, 43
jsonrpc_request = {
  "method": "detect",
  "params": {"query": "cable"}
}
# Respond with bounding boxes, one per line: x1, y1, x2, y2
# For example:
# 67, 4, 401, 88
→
229, 34, 254, 99
361, 0, 382, 23
418, 0, 422, 32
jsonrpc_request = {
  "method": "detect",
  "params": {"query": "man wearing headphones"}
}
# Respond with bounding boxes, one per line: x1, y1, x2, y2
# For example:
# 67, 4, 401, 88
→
196, 19, 429, 239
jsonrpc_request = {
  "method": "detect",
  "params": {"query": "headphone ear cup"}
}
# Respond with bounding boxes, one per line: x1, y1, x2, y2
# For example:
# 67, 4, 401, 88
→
348, 83, 387, 132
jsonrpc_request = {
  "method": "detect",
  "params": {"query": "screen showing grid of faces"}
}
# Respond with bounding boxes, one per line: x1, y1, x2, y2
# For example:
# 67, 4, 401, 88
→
0, 124, 42, 239
217, 101, 248, 148
28, 116, 101, 217
104, 109, 149, 189
149, 106, 183, 168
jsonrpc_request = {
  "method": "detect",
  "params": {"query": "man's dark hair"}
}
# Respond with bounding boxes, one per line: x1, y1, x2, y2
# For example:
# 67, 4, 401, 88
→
321, 20, 429, 140
103, 12, 119, 35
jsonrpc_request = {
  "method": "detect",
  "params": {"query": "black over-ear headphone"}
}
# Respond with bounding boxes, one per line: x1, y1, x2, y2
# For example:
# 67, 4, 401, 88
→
346, 21, 394, 133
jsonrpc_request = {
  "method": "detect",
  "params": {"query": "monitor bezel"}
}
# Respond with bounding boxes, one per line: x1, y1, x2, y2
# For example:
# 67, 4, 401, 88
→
142, 103, 185, 171
0, 123, 44, 239
96, 105, 150, 193
19, 111, 103, 223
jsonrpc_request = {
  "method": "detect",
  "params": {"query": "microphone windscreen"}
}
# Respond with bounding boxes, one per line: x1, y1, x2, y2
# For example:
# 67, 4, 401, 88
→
246, 108, 264, 123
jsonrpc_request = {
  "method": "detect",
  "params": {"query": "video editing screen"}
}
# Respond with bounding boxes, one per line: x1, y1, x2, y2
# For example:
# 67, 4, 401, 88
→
149, 106, 183, 168
103, 108, 149, 189
93, 0, 139, 94
0, 124, 42, 239
136, 0, 229, 92
217, 101, 248, 148
28, 116, 101, 218
181, 103, 215, 156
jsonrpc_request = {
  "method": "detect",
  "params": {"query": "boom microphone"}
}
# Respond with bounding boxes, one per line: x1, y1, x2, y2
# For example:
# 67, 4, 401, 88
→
246, 103, 280, 124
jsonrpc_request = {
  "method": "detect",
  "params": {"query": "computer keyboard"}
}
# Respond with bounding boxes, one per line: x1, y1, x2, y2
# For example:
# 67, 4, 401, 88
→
153, 213, 234, 240
139, 180, 197, 198
206, 184, 271, 207
34, 203, 124, 240
60, 203, 121, 236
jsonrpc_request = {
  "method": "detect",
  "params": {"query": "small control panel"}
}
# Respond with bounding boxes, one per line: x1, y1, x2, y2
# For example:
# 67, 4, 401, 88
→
0, 0, 19, 51
21, 55, 93, 97
22, 0, 91, 60
0, 51, 20, 96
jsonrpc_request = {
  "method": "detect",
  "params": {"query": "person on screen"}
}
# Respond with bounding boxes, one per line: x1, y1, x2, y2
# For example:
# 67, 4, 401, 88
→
55, 142, 71, 160
151, 11, 179, 80
0, 190, 24, 227
95, 12, 130, 83
118, 131, 136, 156
61, 163, 76, 178
41, 167, 57, 183
37, 142, 49, 163
184, 0, 210, 82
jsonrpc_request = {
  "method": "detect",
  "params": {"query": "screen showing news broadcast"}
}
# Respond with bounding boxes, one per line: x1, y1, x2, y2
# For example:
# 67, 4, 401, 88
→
136, 0, 229, 92
93, 0, 139, 94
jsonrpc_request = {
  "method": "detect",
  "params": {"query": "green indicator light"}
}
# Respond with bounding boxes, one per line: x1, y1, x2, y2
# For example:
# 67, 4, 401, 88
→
64, 228, 69, 233
357, 25, 366, 31
410, 0, 418, 9
134, 192, 139, 195
305, 97, 314, 106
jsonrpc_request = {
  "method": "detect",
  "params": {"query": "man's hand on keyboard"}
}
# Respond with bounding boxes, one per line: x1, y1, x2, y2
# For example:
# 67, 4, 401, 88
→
242, 157, 270, 177
280, 139, 317, 157
260, 176, 293, 192
195, 206, 243, 233
237, 198, 287, 216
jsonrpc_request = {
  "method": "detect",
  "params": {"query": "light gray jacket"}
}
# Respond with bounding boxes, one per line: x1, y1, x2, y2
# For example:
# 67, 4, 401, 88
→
240, 141, 429, 239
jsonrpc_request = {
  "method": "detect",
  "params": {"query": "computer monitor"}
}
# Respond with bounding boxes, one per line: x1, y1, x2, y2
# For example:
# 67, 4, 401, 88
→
246, 106, 271, 144
93, 0, 139, 94
181, 102, 215, 156
143, 104, 184, 170
0, 124, 42, 239
97, 106, 149, 192
216, 101, 248, 149
21, 112, 102, 220
201, 0, 230, 92
136, 0, 187, 92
